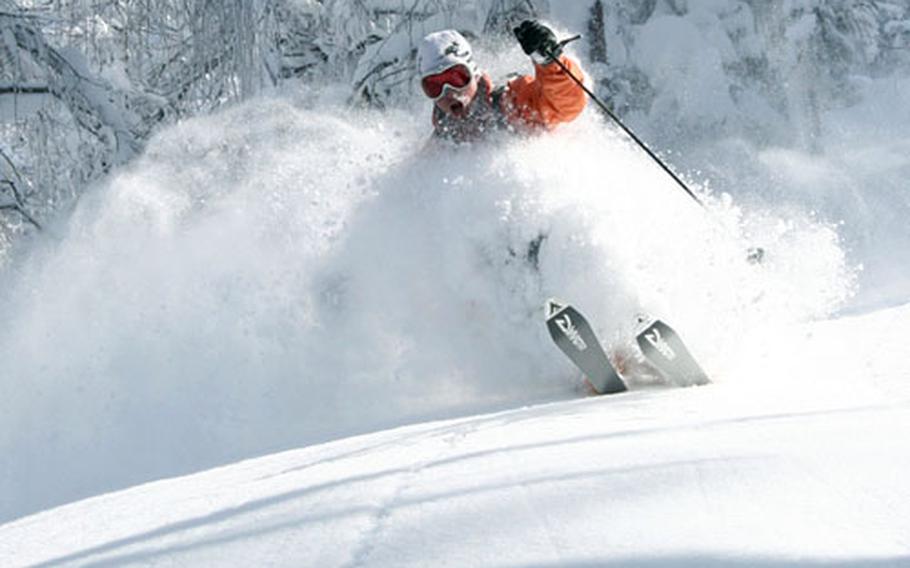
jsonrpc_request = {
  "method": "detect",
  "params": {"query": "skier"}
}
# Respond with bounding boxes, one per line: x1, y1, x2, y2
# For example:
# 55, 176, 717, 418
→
416, 20, 587, 144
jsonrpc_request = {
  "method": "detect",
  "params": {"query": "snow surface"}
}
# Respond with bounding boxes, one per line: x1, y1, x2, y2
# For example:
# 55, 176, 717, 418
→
0, 90, 857, 524
3, 303, 910, 567
3, 4, 910, 566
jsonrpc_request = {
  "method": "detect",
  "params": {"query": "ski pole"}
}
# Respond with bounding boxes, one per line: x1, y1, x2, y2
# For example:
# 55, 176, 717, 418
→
546, 36, 764, 263
548, 36, 704, 206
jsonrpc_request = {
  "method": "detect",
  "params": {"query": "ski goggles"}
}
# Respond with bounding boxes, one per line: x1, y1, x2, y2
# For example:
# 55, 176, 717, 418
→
421, 65, 472, 100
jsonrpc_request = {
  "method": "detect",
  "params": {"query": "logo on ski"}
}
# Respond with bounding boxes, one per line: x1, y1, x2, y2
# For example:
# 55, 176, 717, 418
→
556, 314, 588, 351
644, 328, 676, 360
545, 300, 627, 395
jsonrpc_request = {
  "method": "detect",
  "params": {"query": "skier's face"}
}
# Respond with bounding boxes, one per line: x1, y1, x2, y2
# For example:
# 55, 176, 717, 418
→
422, 64, 477, 118
428, 73, 477, 118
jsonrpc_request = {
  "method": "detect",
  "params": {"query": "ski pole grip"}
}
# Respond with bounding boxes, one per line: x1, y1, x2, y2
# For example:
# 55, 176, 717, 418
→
543, 34, 581, 61
557, 34, 582, 49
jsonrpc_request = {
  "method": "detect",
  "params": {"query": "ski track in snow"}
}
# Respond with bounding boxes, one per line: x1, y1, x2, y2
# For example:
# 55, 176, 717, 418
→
343, 433, 454, 568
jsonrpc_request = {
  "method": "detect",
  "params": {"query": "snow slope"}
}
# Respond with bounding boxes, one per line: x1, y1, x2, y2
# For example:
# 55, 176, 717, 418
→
3, 3, 910, 556
3, 301, 910, 567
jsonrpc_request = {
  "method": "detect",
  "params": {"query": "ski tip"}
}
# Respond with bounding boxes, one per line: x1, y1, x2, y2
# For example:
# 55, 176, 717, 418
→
545, 298, 567, 320
634, 312, 653, 327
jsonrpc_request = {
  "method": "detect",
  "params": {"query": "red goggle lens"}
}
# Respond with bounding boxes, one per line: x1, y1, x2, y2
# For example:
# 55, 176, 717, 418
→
421, 66, 472, 99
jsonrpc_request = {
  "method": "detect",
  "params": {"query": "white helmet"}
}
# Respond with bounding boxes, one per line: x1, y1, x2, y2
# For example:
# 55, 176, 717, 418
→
416, 30, 479, 79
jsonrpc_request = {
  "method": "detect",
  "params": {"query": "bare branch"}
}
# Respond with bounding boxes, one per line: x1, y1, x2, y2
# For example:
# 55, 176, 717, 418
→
0, 203, 42, 229
0, 85, 50, 94
0, 148, 25, 185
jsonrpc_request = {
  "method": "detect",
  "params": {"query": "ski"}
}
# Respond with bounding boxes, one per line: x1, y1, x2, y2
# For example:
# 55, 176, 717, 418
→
635, 318, 710, 387
545, 299, 627, 395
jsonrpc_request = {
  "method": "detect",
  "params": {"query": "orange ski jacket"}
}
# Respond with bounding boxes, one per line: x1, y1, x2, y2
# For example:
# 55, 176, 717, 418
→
431, 55, 587, 143
502, 55, 587, 129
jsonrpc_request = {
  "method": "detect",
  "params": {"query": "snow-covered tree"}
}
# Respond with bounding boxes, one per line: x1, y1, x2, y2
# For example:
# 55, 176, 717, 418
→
1, 3, 152, 240
578, 0, 910, 150
1, 0, 279, 245
2, 0, 910, 252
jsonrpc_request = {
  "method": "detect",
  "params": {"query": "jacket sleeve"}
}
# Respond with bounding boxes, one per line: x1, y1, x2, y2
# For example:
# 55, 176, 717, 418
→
502, 55, 587, 130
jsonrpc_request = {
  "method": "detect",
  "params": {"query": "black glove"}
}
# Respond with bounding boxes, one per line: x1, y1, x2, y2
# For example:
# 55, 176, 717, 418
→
513, 20, 562, 64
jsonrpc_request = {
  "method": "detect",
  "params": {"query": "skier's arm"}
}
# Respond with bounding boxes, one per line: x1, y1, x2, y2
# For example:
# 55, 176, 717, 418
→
503, 20, 587, 130
503, 55, 587, 129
